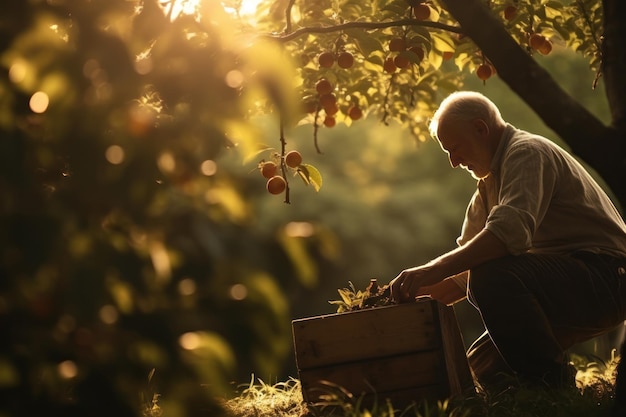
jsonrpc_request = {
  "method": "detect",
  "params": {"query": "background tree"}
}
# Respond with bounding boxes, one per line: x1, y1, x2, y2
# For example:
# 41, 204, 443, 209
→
0, 0, 623, 416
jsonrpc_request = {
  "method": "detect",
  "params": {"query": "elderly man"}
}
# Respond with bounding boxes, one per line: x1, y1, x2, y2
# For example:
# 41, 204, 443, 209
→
390, 91, 626, 391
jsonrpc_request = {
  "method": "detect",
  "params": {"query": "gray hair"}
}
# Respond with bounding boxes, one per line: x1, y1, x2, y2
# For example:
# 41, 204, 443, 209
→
428, 91, 505, 140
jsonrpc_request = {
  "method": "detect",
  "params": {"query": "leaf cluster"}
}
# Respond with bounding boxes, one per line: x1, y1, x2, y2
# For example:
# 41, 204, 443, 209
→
329, 280, 394, 312
232, 0, 604, 149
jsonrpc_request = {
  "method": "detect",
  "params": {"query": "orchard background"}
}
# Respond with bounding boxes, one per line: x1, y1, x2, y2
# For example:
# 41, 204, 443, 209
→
0, 0, 624, 416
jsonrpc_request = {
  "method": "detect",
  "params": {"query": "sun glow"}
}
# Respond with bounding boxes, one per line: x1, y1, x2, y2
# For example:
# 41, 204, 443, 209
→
222, 0, 263, 18
240, 0, 263, 16
161, 0, 201, 21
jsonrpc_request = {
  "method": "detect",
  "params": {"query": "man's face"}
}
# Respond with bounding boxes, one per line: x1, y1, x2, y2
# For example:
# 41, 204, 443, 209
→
436, 118, 493, 179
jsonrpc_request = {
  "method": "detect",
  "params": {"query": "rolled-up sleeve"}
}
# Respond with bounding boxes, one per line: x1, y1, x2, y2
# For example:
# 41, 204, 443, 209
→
485, 205, 535, 254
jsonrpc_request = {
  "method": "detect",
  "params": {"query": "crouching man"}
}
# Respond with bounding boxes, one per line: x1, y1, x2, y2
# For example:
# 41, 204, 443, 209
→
390, 91, 626, 391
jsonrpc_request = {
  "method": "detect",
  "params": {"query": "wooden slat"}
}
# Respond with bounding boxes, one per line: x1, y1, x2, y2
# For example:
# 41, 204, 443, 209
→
299, 349, 447, 403
438, 303, 475, 396
292, 301, 438, 370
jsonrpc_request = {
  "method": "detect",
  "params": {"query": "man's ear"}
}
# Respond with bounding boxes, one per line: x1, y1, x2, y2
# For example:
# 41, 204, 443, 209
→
472, 119, 490, 137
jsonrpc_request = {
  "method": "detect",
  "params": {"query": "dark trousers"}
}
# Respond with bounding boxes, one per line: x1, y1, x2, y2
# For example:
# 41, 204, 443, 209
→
466, 252, 626, 388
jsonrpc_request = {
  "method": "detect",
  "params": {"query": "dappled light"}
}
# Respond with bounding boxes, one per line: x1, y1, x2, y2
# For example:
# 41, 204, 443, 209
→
159, 0, 201, 22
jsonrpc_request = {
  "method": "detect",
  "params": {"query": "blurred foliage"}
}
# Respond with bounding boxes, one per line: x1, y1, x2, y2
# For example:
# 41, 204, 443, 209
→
0, 0, 614, 416
0, 1, 300, 416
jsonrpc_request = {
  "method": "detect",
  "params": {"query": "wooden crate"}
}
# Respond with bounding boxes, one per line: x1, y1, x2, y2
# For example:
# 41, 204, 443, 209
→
292, 299, 474, 408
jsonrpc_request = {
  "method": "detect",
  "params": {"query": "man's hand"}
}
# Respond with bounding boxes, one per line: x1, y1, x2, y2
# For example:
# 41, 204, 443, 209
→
390, 265, 439, 303
390, 230, 508, 304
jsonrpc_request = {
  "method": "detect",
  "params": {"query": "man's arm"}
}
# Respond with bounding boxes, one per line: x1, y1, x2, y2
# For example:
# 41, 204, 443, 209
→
390, 229, 509, 303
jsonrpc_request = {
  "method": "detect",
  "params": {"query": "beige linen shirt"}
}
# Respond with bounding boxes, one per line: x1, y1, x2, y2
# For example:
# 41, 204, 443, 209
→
453, 124, 626, 288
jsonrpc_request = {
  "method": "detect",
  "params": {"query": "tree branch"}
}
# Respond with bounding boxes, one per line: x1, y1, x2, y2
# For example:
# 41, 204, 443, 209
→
283, 0, 296, 33
602, 0, 626, 132
267, 19, 463, 42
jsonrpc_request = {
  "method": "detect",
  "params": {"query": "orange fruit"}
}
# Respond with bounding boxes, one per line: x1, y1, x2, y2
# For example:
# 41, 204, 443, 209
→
318, 51, 335, 68
266, 176, 286, 195
315, 78, 333, 95
348, 106, 363, 120
529, 33, 546, 51
319, 93, 337, 108
324, 103, 339, 116
285, 150, 303, 168
408, 46, 425, 62
394, 54, 410, 69
476, 63, 493, 81
337, 52, 355, 69
413, 4, 430, 20
323, 115, 336, 127
389, 38, 407, 52
383, 57, 397, 73
538, 40, 553, 55
504, 5, 517, 21
260, 161, 278, 178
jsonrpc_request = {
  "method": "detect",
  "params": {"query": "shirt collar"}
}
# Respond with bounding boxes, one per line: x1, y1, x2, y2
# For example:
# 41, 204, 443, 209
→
489, 124, 516, 177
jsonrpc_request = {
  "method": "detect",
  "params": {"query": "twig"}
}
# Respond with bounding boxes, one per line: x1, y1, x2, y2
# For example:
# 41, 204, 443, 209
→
381, 73, 397, 126
266, 19, 463, 43
283, 0, 297, 33
313, 105, 323, 154
279, 116, 291, 204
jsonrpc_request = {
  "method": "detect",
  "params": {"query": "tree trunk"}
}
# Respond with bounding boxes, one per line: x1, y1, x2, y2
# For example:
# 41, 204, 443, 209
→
441, 0, 626, 211
602, 0, 626, 132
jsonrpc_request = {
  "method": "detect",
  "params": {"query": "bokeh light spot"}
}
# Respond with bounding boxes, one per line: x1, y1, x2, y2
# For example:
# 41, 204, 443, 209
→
134, 57, 153, 75
285, 221, 314, 237
229, 283, 247, 300
105, 145, 125, 165
179, 332, 200, 350
178, 278, 197, 296
200, 160, 217, 176
29, 91, 49, 113
225, 70, 244, 88
83, 59, 100, 79
158, 152, 176, 173
58, 360, 78, 379
8, 61, 27, 83
99, 304, 119, 324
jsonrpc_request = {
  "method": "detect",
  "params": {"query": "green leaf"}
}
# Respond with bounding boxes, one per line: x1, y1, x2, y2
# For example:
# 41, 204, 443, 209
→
297, 163, 323, 191
345, 28, 384, 58
430, 32, 456, 53
337, 288, 353, 305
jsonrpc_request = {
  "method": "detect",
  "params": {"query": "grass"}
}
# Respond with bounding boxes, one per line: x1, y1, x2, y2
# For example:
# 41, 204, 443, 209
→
221, 353, 620, 417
